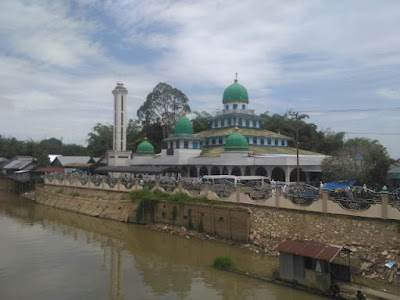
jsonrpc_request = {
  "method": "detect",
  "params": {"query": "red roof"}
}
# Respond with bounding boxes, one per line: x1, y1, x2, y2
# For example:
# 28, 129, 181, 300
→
275, 239, 343, 262
33, 167, 64, 173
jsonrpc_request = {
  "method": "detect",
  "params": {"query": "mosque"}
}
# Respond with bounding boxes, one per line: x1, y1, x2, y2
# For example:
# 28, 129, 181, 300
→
104, 77, 325, 183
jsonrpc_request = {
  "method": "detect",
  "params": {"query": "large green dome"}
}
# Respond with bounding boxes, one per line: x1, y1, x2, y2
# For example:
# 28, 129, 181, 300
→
174, 115, 193, 134
225, 128, 249, 152
222, 78, 249, 104
136, 138, 155, 155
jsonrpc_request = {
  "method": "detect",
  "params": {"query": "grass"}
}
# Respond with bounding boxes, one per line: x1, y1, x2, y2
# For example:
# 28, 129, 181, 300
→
127, 189, 226, 205
213, 256, 234, 270
68, 192, 80, 197
55, 188, 64, 194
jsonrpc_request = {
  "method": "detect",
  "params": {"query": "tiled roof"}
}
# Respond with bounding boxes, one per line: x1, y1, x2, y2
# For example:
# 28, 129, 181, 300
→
198, 127, 292, 139
199, 145, 324, 157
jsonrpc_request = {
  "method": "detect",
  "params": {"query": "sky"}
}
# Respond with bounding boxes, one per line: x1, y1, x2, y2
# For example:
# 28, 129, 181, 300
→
0, 0, 399, 158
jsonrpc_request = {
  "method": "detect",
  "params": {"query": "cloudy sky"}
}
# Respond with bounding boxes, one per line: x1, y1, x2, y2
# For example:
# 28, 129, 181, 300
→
1, 0, 399, 158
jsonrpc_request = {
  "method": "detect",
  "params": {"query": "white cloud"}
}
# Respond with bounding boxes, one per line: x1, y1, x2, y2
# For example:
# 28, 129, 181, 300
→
376, 88, 400, 101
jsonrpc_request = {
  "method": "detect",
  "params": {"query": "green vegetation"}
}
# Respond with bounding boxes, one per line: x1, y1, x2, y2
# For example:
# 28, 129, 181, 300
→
127, 189, 225, 205
55, 188, 64, 194
68, 192, 80, 197
321, 138, 391, 186
213, 256, 234, 270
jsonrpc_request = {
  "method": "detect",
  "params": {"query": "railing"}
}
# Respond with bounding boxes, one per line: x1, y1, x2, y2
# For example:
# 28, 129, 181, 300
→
389, 188, 400, 212
284, 183, 320, 206
43, 173, 400, 220
328, 186, 381, 211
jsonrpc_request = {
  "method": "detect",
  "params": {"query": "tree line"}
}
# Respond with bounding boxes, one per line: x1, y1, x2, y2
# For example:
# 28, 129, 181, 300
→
0, 82, 394, 186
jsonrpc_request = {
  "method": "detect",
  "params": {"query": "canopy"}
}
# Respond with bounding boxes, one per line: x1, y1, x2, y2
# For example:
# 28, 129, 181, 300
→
324, 180, 356, 190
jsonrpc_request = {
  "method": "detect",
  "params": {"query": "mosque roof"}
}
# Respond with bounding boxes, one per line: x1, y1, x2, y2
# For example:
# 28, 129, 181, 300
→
200, 145, 324, 157
225, 127, 249, 152
198, 127, 293, 139
136, 138, 155, 155
222, 78, 249, 104
174, 115, 193, 134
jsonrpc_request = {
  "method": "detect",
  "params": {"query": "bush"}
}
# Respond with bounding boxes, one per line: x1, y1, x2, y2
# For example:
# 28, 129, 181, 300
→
55, 188, 64, 194
213, 256, 234, 269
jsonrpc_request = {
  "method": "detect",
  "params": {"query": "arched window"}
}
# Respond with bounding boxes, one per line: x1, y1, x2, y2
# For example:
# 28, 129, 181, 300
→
239, 118, 242, 126
246, 119, 249, 127
253, 137, 257, 144
242, 104, 246, 110
225, 104, 229, 110
233, 104, 238, 110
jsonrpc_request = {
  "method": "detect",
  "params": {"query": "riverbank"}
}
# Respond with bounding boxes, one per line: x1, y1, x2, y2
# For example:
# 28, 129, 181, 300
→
27, 185, 400, 297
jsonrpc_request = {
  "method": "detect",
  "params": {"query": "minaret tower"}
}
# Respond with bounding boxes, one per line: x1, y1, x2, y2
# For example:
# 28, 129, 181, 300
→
112, 81, 128, 151
108, 81, 132, 166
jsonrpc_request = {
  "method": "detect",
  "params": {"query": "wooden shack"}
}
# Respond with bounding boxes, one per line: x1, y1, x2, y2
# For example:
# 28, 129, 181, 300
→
275, 239, 350, 291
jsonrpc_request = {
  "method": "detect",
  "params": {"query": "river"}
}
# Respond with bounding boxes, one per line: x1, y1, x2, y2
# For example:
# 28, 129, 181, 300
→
0, 187, 326, 299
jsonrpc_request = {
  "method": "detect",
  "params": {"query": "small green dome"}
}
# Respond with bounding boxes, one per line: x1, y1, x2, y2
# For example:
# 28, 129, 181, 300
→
174, 115, 193, 134
136, 138, 154, 155
225, 127, 249, 152
222, 77, 249, 104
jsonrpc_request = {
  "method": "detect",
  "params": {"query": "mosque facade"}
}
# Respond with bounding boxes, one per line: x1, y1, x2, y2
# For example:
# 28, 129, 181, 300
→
106, 78, 326, 183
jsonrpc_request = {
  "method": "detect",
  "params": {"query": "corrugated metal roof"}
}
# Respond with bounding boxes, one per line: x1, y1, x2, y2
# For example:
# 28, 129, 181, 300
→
275, 239, 343, 262
54, 156, 93, 166
3, 159, 33, 170
33, 167, 64, 173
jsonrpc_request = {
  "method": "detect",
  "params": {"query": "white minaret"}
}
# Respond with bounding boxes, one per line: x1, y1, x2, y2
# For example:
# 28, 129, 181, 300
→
112, 81, 128, 151
108, 81, 132, 167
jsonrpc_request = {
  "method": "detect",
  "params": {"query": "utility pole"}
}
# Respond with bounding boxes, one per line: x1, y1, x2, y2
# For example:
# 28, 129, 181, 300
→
289, 110, 300, 183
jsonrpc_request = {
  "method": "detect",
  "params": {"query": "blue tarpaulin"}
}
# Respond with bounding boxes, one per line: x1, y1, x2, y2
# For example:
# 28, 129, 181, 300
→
324, 180, 356, 190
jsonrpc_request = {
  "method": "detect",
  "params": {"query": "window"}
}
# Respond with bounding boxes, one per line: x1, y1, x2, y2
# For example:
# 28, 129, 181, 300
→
228, 119, 231, 126
225, 104, 229, 110
184, 140, 189, 149
239, 118, 242, 126
275, 139, 278, 145
212, 138, 216, 145
219, 137, 222, 144
242, 104, 245, 110
221, 119, 225, 127
206, 139, 209, 145
176, 141, 180, 148
253, 137, 257, 144
246, 119, 249, 127
253, 121, 256, 127
233, 104, 238, 110
261, 138, 264, 145
193, 142, 198, 149
246, 137, 249, 143
170, 141, 173, 149
268, 138, 271, 145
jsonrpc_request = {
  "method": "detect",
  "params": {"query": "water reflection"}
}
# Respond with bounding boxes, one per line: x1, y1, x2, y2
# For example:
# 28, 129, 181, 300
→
0, 191, 325, 299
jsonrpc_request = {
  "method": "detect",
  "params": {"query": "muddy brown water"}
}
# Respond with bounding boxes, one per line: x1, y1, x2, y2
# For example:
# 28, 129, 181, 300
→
0, 188, 326, 299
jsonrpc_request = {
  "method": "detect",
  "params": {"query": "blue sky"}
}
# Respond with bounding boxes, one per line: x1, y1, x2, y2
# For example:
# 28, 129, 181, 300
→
0, 0, 399, 158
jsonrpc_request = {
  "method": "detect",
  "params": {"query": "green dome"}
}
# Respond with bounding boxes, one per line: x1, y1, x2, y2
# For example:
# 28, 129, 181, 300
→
225, 128, 249, 152
174, 115, 193, 134
136, 139, 154, 155
222, 79, 249, 104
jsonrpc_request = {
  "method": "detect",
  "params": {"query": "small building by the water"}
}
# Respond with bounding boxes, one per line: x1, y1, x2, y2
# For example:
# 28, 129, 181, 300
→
275, 239, 350, 292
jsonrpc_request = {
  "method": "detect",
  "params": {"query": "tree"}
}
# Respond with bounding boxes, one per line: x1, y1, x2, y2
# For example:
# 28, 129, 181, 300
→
137, 82, 191, 139
260, 111, 345, 155
87, 123, 113, 157
191, 111, 211, 133
321, 138, 391, 186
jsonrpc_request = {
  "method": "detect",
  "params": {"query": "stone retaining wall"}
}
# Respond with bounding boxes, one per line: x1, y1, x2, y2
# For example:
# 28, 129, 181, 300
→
35, 186, 250, 242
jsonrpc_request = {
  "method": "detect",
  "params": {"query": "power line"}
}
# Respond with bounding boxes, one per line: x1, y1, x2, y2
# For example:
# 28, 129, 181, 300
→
345, 132, 400, 135
298, 107, 400, 114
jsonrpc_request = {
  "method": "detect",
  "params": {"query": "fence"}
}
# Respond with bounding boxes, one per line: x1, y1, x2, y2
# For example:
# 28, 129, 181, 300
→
44, 173, 400, 221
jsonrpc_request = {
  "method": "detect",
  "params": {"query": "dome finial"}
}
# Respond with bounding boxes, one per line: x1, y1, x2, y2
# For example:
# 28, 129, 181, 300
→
182, 109, 186, 116
235, 126, 239, 132
234, 73, 238, 83
144, 136, 147, 140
